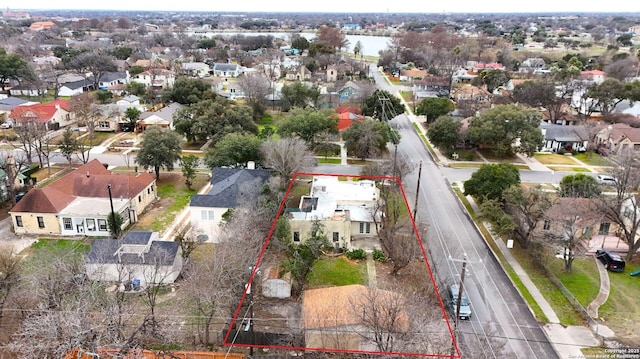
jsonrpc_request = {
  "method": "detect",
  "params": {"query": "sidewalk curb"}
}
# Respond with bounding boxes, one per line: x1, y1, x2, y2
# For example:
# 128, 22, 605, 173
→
446, 183, 563, 359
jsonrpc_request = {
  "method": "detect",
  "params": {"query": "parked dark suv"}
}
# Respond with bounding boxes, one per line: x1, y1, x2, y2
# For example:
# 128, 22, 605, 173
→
595, 249, 625, 272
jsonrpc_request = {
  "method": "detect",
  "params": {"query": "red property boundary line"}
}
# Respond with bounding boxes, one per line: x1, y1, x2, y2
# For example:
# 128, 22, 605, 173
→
223, 172, 460, 358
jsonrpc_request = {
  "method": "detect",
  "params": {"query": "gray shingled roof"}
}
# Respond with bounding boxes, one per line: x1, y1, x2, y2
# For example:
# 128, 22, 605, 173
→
190, 168, 270, 208
0, 97, 29, 107
86, 231, 179, 265
213, 63, 239, 71
541, 123, 588, 142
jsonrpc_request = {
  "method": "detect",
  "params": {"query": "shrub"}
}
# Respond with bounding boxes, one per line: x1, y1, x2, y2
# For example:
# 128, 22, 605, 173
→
372, 249, 387, 262
556, 148, 566, 155
346, 248, 367, 260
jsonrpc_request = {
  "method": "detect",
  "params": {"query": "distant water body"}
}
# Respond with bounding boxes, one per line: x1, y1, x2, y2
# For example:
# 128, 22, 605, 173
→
186, 31, 391, 57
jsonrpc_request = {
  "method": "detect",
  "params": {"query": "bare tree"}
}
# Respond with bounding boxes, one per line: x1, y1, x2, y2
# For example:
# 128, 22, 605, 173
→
360, 157, 415, 183
503, 185, 554, 248
238, 73, 271, 115
0, 152, 28, 205
12, 118, 40, 165
600, 149, 640, 261
8, 305, 97, 359
70, 93, 102, 164
544, 198, 601, 272
0, 247, 21, 324
372, 185, 421, 276
261, 138, 316, 184
349, 286, 409, 353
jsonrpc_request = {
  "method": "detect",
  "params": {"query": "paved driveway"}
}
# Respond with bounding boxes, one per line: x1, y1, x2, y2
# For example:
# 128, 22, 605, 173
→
0, 217, 38, 254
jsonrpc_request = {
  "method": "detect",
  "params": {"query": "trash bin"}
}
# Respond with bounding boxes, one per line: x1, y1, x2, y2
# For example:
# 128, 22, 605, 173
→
132, 279, 141, 291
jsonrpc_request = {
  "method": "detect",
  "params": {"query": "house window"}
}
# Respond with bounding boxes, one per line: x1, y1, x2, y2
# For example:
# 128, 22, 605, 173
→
37, 216, 45, 228
138, 195, 142, 202
598, 223, 611, 235
147, 187, 151, 194
99, 121, 110, 129
98, 219, 107, 231
359, 223, 364, 233
624, 208, 633, 219
543, 220, 551, 230
86, 219, 96, 231
15, 216, 23, 227
293, 231, 300, 242
360, 223, 371, 234
201, 210, 215, 220
63, 218, 72, 230
333, 232, 339, 242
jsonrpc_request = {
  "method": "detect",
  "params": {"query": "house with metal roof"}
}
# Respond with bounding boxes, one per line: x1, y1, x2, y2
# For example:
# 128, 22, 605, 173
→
85, 231, 182, 286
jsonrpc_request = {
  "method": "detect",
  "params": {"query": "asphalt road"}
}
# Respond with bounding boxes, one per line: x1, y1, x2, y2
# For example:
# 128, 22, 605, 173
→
391, 114, 558, 359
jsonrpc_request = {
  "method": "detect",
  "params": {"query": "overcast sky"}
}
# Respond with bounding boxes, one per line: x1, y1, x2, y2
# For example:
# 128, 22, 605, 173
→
10, 1, 640, 14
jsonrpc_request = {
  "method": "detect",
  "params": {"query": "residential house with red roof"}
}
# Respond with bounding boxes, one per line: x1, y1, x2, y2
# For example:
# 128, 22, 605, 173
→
8, 99, 75, 130
9, 159, 157, 236
580, 70, 606, 84
336, 111, 364, 131
399, 68, 428, 82
29, 21, 56, 31
472, 62, 505, 72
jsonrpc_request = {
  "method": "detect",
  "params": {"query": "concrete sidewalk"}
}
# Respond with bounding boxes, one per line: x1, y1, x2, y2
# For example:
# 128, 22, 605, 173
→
464, 193, 601, 359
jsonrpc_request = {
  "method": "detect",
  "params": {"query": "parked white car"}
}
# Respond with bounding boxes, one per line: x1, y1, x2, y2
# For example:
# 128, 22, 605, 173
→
596, 174, 617, 186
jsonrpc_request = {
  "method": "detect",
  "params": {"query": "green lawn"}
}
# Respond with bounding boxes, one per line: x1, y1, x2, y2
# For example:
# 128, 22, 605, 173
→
547, 166, 590, 172
453, 188, 549, 322
287, 182, 311, 207
573, 152, 612, 167
317, 157, 341, 164
346, 159, 369, 165
31, 238, 91, 253
534, 153, 578, 165
88, 131, 114, 146
597, 261, 640, 344
148, 183, 198, 232
511, 247, 585, 325
307, 256, 366, 287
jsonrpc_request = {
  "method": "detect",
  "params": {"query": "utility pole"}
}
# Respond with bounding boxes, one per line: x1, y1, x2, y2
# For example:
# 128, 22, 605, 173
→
413, 161, 422, 222
449, 255, 468, 357
107, 184, 117, 238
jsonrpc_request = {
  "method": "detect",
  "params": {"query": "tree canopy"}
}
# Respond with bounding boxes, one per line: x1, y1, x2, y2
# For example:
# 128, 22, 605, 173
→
585, 79, 640, 118
204, 133, 262, 168
342, 119, 391, 159
276, 108, 338, 145
0, 48, 34, 91
464, 163, 520, 202
512, 79, 568, 121
280, 81, 320, 110
559, 174, 602, 198
416, 97, 455, 123
173, 98, 258, 144
135, 126, 184, 180
162, 77, 216, 105
426, 116, 461, 154
361, 89, 405, 121
468, 104, 543, 157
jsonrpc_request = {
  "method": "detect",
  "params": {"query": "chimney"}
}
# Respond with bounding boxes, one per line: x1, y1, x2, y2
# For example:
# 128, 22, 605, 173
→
86, 171, 90, 178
